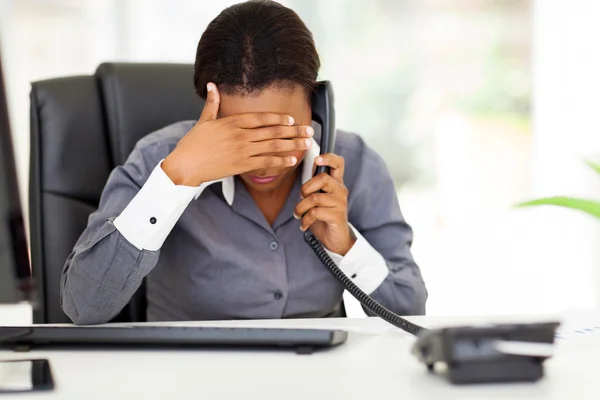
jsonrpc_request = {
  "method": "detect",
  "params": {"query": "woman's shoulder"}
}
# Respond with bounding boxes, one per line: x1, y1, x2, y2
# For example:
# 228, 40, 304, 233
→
123, 120, 196, 168
134, 120, 196, 155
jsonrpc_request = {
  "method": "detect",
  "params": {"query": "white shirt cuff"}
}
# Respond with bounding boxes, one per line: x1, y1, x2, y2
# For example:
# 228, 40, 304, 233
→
326, 225, 389, 294
324, 224, 390, 309
113, 161, 198, 251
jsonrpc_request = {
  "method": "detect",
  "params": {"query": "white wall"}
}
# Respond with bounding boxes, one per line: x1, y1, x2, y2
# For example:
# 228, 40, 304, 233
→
529, 0, 600, 312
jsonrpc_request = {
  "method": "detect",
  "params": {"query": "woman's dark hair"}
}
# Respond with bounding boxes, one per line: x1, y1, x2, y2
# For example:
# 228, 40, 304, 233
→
194, 0, 320, 99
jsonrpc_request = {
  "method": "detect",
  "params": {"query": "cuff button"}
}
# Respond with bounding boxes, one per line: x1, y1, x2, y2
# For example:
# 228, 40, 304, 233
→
149, 217, 157, 224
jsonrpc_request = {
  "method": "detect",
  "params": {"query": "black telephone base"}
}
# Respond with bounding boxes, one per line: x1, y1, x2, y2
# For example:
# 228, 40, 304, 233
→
412, 321, 560, 385
437, 358, 544, 385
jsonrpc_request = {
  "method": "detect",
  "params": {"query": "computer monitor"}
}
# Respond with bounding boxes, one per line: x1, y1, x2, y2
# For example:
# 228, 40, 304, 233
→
0, 49, 33, 303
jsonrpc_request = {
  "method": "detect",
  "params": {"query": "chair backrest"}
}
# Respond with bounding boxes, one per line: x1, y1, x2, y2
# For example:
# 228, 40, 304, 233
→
29, 63, 204, 323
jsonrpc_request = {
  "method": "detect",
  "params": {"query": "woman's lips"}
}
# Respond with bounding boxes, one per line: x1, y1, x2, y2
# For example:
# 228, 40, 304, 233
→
249, 175, 278, 184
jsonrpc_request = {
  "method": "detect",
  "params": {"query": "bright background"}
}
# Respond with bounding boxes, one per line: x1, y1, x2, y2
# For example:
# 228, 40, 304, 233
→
1, 0, 600, 317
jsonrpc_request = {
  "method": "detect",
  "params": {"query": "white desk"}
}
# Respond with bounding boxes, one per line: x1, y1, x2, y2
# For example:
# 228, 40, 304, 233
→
1, 311, 599, 400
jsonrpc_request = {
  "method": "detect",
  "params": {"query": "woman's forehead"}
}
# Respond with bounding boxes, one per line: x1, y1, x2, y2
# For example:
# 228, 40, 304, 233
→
218, 84, 310, 120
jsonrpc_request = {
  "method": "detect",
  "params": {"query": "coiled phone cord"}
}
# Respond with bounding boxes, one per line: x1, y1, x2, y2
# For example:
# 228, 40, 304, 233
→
304, 231, 427, 337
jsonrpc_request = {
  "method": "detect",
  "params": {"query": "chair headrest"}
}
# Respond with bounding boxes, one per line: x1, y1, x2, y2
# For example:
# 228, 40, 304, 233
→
95, 62, 204, 165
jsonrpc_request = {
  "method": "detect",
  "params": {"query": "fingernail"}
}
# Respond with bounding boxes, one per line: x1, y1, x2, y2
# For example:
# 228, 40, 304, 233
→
305, 139, 312, 148
290, 156, 297, 165
300, 226, 307, 232
293, 212, 300, 219
306, 127, 314, 136
288, 116, 295, 125
316, 157, 323, 164
207, 83, 213, 92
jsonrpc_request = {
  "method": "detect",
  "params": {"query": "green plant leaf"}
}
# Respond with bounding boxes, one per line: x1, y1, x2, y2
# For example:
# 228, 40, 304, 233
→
585, 159, 600, 177
516, 196, 600, 220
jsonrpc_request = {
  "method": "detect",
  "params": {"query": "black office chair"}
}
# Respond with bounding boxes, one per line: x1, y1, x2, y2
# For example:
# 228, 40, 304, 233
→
29, 63, 204, 323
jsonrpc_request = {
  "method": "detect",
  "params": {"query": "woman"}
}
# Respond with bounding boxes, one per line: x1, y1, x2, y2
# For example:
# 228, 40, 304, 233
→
60, 0, 427, 325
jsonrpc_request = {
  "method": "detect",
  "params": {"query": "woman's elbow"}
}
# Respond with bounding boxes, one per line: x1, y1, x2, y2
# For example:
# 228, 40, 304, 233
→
60, 282, 113, 325
396, 280, 428, 316
66, 311, 109, 326
411, 281, 428, 315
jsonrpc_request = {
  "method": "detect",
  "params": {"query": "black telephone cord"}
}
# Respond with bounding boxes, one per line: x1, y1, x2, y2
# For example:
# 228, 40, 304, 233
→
304, 231, 427, 336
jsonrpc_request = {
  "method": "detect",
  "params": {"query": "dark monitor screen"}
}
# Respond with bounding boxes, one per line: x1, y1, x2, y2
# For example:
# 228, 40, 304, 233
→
0, 50, 32, 304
